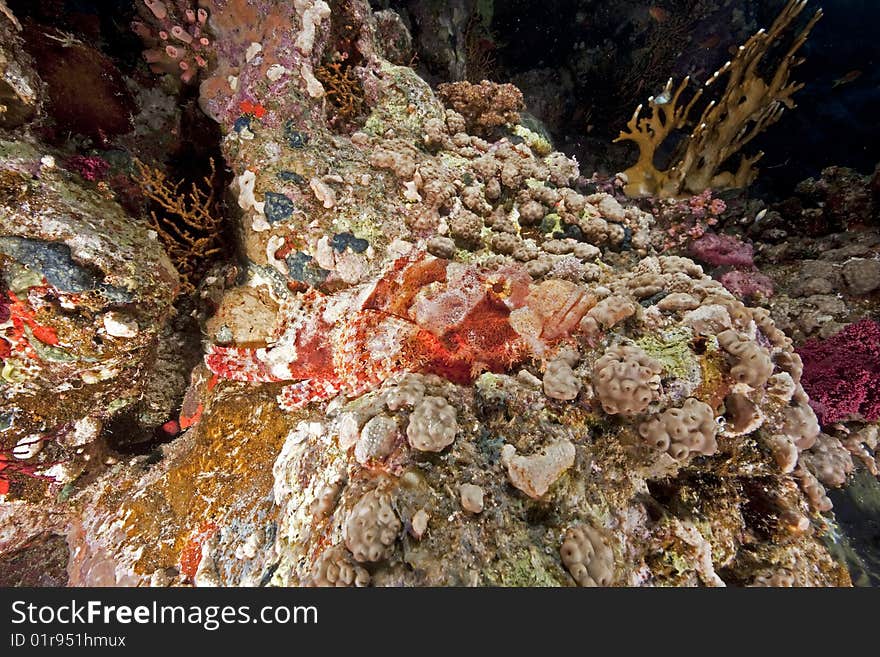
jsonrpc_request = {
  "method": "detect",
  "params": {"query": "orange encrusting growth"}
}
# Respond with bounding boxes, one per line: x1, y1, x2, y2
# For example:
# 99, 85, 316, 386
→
179, 521, 218, 581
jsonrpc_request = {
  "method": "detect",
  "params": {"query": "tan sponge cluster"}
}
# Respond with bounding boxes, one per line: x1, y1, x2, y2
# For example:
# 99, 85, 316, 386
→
592, 344, 662, 415
638, 398, 718, 461
560, 524, 615, 586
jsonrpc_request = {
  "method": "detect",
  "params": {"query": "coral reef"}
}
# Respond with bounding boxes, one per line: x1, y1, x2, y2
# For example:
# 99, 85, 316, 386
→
719, 270, 774, 303
748, 222, 880, 344
344, 488, 401, 562
1, 0, 875, 590
315, 60, 367, 130
649, 190, 726, 250
777, 165, 879, 234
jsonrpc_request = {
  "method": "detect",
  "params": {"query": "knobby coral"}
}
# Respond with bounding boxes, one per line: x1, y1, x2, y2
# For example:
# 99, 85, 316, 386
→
615, 0, 822, 197
436, 80, 524, 136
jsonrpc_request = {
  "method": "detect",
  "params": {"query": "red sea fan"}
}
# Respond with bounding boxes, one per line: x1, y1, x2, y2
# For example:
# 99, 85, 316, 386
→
796, 318, 880, 424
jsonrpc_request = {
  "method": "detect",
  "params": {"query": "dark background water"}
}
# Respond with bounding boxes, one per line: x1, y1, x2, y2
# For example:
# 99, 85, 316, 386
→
378, 0, 880, 197
754, 0, 879, 193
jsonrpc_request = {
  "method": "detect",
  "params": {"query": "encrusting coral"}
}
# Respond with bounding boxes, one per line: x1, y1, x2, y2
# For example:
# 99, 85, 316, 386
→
344, 488, 401, 563
592, 344, 662, 415
615, 0, 822, 197
638, 398, 718, 461
560, 524, 615, 587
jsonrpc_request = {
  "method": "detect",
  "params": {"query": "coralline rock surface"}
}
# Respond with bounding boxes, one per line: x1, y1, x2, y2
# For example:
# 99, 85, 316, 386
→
0, 8, 41, 129
0, 136, 178, 503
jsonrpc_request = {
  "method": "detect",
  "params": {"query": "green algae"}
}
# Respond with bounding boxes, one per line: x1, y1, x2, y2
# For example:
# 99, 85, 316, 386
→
636, 328, 699, 381
364, 63, 444, 139
513, 124, 552, 157
497, 546, 565, 586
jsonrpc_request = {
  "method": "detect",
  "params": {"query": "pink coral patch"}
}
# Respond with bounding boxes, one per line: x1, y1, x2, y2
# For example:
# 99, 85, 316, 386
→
797, 319, 880, 424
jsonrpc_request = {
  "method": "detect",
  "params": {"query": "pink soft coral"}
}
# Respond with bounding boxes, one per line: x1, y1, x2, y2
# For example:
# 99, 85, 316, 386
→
65, 155, 109, 181
689, 232, 754, 268
720, 269, 774, 301
797, 319, 880, 424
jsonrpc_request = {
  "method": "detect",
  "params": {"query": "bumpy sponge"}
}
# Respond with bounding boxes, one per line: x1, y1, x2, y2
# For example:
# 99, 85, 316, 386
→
344, 490, 401, 563
560, 524, 614, 587
311, 545, 370, 587
718, 329, 773, 388
638, 398, 718, 460
543, 358, 582, 401
593, 344, 662, 415
406, 395, 458, 452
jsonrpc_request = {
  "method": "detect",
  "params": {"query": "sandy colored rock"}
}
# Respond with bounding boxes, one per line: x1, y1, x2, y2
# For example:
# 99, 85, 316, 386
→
503, 440, 576, 499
